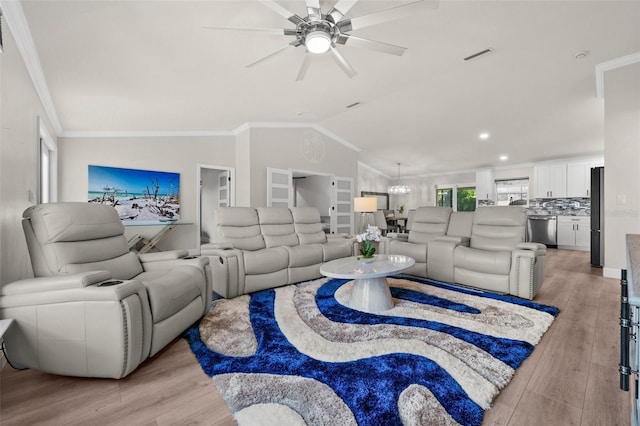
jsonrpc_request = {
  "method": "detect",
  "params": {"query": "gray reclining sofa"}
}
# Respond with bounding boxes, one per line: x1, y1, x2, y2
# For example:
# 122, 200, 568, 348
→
201, 207, 354, 298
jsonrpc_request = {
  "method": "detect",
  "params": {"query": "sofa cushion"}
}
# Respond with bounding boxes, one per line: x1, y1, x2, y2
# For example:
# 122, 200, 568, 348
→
24, 202, 125, 243
243, 247, 289, 275
62, 251, 144, 280
257, 208, 299, 248
321, 240, 353, 262
408, 207, 452, 244
285, 244, 323, 268
388, 240, 428, 262
216, 207, 265, 251
470, 206, 526, 251
136, 266, 203, 322
454, 246, 512, 275
291, 207, 328, 244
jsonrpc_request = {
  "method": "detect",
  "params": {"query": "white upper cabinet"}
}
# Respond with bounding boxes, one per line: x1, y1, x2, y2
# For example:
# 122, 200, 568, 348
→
566, 162, 589, 197
534, 164, 566, 198
566, 158, 604, 198
475, 169, 495, 201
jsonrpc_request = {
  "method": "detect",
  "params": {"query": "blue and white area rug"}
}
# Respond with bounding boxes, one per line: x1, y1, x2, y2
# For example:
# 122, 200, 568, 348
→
185, 276, 558, 426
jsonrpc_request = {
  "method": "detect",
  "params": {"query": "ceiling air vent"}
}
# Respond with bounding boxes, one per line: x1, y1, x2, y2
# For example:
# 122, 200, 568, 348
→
464, 48, 495, 61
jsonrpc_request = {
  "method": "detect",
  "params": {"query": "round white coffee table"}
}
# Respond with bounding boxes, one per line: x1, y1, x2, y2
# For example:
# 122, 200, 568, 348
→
320, 254, 415, 313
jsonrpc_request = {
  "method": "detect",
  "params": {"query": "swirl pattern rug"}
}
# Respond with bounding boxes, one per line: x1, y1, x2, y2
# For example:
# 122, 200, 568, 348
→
185, 276, 558, 426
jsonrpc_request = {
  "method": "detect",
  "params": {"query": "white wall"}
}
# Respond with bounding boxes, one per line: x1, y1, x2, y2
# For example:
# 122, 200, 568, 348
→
603, 61, 640, 276
58, 135, 235, 251
200, 167, 220, 243
0, 25, 56, 284
248, 127, 359, 207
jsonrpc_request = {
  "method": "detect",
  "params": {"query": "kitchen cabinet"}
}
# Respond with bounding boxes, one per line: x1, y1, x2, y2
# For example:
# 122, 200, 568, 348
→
475, 169, 495, 201
566, 158, 604, 197
534, 164, 566, 198
557, 216, 590, 250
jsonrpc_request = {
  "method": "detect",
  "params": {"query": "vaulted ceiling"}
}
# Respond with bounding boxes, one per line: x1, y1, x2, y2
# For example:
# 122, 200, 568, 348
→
16, 0, 640, 177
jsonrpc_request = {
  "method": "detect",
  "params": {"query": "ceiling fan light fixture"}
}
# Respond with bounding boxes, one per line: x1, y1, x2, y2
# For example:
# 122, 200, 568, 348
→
305, 30, 331, 54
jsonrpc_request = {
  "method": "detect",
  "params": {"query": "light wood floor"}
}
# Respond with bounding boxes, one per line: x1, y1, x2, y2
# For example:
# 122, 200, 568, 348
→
0, 249, 630, 425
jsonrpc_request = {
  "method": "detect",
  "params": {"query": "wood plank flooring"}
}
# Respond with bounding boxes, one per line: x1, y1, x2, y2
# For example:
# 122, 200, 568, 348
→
0, 249, 630, 425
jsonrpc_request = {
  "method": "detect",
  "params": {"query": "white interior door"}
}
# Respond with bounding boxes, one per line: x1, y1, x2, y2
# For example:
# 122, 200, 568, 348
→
218, 170, 230, 207
267, 167, 293, 208
330, 176, 354, 234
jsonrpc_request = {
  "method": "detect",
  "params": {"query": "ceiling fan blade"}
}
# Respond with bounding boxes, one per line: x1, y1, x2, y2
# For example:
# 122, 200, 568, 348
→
246, 44, 293, 68
338, 0, 424, 32
329, 47, 357, 78
296, 54, 312, 81
305, 0, 322, 21
336, 34, 407, 56
259, 0, 305, 25
202, 25, 286, 35
327, 0, 359, 23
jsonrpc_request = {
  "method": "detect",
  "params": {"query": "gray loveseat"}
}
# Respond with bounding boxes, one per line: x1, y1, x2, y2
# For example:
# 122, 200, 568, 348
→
201, 207, 354, 298
387, 206, 546, 300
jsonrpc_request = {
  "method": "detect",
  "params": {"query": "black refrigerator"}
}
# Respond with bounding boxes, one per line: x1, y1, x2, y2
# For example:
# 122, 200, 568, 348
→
590, 166, 604, 267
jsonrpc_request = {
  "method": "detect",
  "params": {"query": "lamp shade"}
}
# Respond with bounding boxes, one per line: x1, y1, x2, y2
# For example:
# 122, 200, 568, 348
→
354, 197, 377, 212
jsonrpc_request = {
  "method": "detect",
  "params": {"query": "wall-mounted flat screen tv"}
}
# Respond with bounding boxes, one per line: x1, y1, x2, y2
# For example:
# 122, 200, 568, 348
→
88, 165, 180, 225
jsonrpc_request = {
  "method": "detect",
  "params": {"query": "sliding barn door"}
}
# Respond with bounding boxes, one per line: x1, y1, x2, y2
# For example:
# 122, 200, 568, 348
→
267, 167, 293, 208
330, 176, 354, 234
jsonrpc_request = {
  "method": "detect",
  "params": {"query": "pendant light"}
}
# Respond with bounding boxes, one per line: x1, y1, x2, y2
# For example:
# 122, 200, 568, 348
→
388, 163, 411, 195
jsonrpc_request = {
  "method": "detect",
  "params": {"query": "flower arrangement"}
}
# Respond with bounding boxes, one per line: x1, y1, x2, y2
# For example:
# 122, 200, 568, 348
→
398, 205, 405, 214
356, 224, 381, 259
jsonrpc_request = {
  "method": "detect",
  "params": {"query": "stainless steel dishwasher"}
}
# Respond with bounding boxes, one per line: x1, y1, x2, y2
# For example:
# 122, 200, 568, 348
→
526, 215, 557, 246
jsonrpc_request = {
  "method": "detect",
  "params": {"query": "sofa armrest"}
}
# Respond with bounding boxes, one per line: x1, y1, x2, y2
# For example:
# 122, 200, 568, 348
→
201, 241, 234, 250
516, 242, 547, 254
386, 232, 409, 242
435, 235, 471, 245
428, 238, 468, 283
327, 233, 350, 240
0, 278, 148, 307
510, 248, 547, 300
138, 250, 189, 263
1, 271, 112, 295
201, 248, 245, 298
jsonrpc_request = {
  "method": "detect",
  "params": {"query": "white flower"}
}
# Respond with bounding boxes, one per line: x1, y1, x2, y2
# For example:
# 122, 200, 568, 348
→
356, 224, 381, 242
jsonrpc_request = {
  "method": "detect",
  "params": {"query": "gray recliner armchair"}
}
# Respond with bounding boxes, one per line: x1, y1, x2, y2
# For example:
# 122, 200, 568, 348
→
0, 202, 212, 378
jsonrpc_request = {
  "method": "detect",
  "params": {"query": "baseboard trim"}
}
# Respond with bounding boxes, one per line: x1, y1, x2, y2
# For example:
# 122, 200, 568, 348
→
604, 267, 621, 279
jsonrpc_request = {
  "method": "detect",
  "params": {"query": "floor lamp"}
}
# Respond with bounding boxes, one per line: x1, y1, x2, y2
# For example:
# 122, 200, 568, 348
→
354, 197, 377, 234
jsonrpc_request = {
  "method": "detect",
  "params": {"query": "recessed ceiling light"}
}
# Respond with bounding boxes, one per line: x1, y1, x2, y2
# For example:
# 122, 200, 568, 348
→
499, 155, 508, 161
479, 132, 490, 140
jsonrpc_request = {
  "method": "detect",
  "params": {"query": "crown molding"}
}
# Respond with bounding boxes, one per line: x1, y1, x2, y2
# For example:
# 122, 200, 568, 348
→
0, 0, 63, 136
61, 122, 362, 153
595, 51, 640, 99
60, 130, 237, 138
243, 122, 361, 153
357, 161, 391, 179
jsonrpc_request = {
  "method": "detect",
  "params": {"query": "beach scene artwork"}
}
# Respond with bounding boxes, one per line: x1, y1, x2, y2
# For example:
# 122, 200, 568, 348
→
88, 165, 180, 225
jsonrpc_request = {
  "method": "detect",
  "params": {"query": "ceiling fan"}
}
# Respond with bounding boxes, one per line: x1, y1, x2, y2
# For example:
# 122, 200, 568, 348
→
203, 0, 430, 81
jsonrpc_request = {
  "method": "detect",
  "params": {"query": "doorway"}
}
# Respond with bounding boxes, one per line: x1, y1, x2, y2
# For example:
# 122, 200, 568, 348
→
197, 164, 235, 246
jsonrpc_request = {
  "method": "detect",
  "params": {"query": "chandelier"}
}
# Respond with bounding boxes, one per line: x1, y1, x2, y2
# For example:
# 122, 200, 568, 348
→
388, 163, 411, 195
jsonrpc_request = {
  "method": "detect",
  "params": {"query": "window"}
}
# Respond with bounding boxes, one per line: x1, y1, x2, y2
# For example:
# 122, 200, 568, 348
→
436, 184, 476, 211
436, 188, 452, 207
38, 118, 57, 203
456, 187, 477, 211
496, 178, 529, 206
